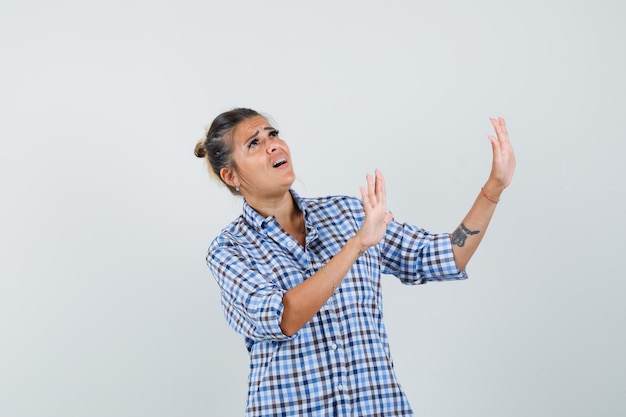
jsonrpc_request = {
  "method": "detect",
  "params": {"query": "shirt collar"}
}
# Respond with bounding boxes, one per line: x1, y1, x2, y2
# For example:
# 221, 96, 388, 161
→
241, 189, 308, 232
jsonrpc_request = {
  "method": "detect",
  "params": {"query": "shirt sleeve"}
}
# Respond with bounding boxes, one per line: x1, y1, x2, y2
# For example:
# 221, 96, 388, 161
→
206, 235, 296, 343
380, 219, 468, 284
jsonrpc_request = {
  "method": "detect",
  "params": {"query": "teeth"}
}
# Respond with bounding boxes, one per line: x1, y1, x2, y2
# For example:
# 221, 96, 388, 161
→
273, 158, 287, 167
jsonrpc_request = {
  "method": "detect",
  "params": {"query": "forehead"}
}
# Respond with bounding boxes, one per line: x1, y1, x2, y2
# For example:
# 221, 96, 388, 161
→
233, 116, 271, 141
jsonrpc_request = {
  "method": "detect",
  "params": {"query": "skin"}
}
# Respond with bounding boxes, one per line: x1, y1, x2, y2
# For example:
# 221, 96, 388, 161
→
449, 117, 516, 271
221, 115, 515, 336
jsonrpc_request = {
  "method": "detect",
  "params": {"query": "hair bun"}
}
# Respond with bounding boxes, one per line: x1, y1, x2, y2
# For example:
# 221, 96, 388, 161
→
194, 140, 207, 158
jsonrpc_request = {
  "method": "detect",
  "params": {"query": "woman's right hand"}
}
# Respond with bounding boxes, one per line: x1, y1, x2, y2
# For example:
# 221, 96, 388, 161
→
355, 169, 393, 252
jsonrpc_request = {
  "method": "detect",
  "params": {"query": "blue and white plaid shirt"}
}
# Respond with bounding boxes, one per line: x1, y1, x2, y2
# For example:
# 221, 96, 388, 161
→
207, 190, 466, 416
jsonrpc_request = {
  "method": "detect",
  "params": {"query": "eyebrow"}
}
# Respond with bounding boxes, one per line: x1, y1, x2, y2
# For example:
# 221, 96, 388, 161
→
244, 127, 276, 146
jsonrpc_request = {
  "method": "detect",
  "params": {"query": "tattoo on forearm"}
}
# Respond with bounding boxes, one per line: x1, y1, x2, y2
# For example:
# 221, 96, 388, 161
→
451, 223, 480, 247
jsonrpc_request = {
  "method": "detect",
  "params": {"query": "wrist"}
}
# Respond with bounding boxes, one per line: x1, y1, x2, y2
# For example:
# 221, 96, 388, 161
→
347, 237, 368, 259
481, 182, 504, 201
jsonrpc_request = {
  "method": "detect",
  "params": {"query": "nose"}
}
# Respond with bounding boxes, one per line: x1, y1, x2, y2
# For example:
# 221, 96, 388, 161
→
266, 139, 278, 153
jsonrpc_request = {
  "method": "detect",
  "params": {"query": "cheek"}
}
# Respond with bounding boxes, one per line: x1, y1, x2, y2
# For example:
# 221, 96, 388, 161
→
232, 154, 263, 179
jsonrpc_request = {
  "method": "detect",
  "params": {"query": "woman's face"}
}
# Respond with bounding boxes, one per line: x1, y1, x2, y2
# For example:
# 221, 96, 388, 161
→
224, 115, 296, 199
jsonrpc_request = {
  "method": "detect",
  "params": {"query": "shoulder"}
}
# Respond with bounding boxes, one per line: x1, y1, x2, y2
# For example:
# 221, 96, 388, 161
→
208, 215, 251, 252
303, 194, 364, 215
301, 195, 365, 229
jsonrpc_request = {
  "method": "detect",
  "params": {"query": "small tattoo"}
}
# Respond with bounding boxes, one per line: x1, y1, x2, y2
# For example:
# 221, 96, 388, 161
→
451, 223, 480, 247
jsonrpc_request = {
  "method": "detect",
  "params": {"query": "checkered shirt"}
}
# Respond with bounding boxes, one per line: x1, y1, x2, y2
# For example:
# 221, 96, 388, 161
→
206, 190, 467, 416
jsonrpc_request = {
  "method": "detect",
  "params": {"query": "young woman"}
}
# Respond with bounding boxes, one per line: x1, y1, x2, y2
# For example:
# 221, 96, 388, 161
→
195, 108, 515, 416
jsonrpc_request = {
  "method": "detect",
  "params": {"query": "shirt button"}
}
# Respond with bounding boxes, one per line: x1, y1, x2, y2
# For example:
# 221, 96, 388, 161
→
331, 343, 338, 350
337, 384, 344, 392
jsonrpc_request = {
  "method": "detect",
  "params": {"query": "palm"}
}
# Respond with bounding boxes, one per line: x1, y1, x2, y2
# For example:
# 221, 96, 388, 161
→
488, 117, 516, 189
357, 169, 393, 249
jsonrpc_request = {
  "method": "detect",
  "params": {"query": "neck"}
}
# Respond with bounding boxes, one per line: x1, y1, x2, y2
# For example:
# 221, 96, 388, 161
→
245, 190, 305, 245
245, 190, 296, 221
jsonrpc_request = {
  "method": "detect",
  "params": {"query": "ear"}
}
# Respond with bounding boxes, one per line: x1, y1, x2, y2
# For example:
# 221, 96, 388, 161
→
220, 166, 238, 188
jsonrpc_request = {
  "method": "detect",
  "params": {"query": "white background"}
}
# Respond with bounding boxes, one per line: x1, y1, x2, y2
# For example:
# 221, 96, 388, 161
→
1, 1, 625, 416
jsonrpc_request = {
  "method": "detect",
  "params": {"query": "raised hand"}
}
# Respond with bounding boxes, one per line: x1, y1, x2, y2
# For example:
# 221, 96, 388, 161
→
355, 169, 393, 251
486, 117, 516, 192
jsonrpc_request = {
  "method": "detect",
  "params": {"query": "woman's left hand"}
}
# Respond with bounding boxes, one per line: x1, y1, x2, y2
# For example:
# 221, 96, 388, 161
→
485, 117, 516, 195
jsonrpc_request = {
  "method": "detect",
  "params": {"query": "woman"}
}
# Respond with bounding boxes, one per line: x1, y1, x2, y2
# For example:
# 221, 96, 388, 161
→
194, 108, 515, 416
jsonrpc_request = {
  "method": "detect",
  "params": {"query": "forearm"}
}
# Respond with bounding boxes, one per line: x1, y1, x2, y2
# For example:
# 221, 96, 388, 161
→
450, 182, 503, 271
279, 237, 364, 336
450, 116, 516, 270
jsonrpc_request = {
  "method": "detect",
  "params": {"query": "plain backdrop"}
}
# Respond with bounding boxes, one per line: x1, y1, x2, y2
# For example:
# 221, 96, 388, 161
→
1, 0, 624, 416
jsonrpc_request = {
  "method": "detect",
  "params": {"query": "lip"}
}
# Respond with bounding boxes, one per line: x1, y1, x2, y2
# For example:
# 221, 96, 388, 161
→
271, 154, 289, 168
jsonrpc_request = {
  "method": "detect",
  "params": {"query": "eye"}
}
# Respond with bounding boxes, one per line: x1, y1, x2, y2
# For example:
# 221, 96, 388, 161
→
269, 129, 279, 138
248, 138, 259, 149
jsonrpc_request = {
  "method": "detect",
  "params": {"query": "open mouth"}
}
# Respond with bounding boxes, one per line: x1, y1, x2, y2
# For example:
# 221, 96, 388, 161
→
273, 157, 287, 168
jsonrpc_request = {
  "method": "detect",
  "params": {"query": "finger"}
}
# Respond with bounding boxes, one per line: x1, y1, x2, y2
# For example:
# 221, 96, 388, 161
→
496, 118, 515, 157
499, 118, 513, 151
489, 118, 506, 151
490, 118, 502, 139
366, 173, 377, 207
375, 169, 386, 206
498, 118, 509, 142
487, 134, 500, 154
492, 117, 510, 144
359, 185, 369, 210
499, 117, 508, 134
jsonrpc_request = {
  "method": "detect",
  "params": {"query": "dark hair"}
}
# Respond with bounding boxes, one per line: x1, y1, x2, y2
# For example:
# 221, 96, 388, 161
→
195, 107, 261, 194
